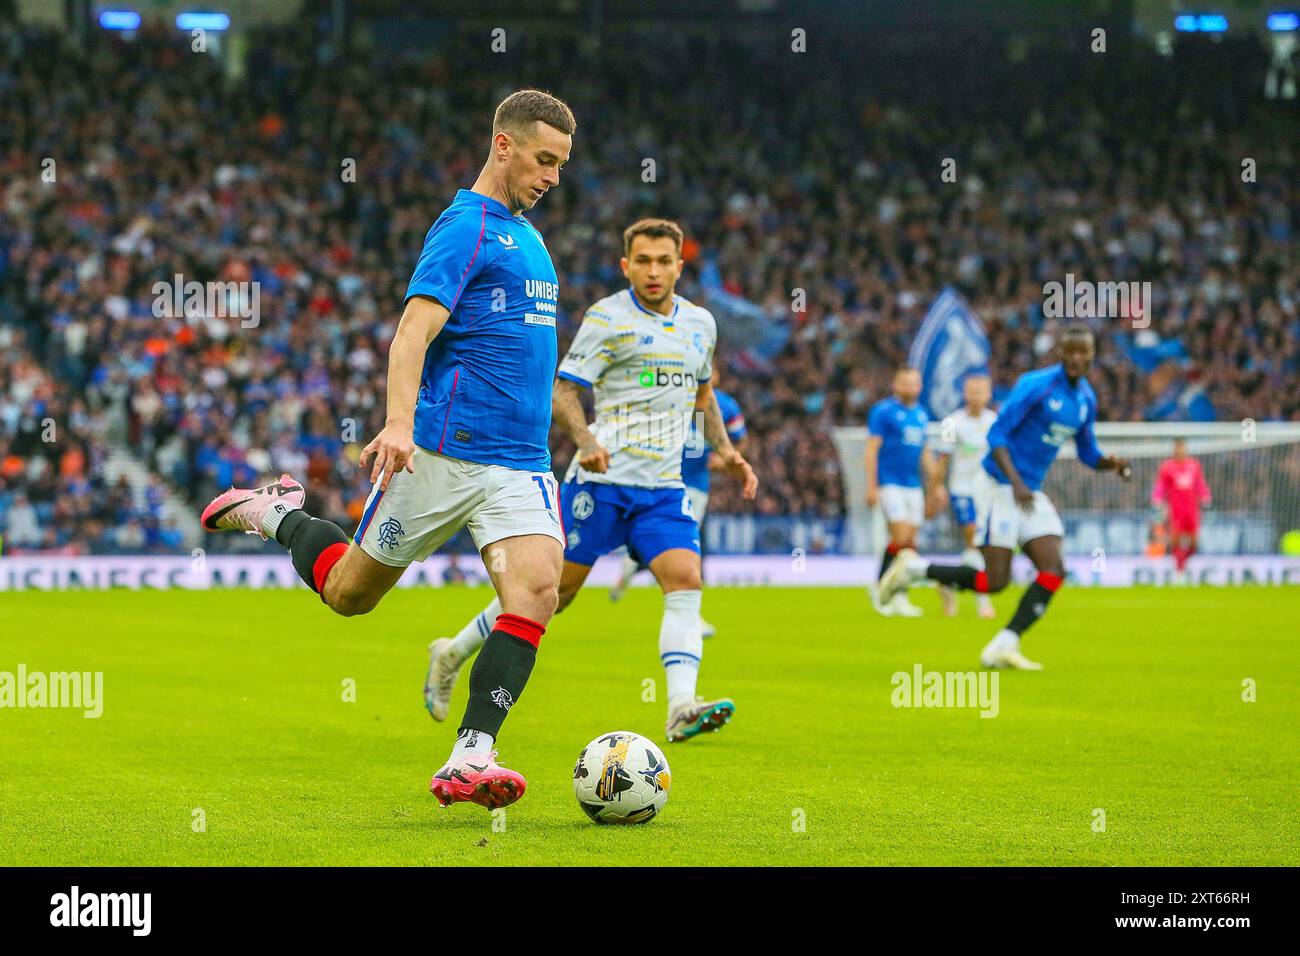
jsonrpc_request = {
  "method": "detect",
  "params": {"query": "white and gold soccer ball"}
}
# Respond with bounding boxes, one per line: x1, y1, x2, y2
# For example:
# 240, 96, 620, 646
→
573, 731, 671, 825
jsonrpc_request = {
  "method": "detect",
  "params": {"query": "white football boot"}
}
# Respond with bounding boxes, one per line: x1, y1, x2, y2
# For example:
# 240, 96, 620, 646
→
890, 593, 924, 617
979, 629, 1043, 670
877, 547, 925, 606
424, 638, 464, 721
869, 584, 896, 617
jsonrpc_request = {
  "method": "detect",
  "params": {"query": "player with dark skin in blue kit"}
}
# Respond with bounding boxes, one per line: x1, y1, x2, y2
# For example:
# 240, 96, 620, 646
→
879, 325, 1132, 670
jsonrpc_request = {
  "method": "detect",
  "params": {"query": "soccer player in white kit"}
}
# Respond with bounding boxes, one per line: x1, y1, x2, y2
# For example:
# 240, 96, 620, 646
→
934, 374, 997, 619
428, 218, 758, 742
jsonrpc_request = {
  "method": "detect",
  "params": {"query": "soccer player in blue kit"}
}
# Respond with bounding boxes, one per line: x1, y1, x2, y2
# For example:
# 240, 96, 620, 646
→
607, 368, 748, 638
429, 219, 758, 742
866, 367, 946, 618
200, 90, 576, 810
878, 326, 1132, 669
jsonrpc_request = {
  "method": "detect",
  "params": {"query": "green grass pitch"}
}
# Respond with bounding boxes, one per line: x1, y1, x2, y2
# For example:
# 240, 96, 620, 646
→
1, 583, 1295, 866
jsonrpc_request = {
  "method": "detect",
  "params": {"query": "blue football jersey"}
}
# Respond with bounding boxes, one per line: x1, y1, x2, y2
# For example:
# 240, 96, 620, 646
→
680, 389, 746, 492
983, 363, 1103, 490
406, 189, 559, 471
868, 397, 928, 487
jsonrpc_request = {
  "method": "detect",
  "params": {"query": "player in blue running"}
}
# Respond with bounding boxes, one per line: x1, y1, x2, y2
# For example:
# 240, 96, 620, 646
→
201, 90, 576, 810
866, 367, 945, 618
878, 325, 1131, 669
607, 369, 747, 638
429, 218, 758, 742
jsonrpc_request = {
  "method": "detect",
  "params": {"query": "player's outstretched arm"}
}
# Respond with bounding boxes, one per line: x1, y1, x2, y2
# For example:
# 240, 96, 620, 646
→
1075, 399, 1130, 480
359, 294, 450, 491
922, 448, 948, 518
1095, 456, 1133, 479
864, 436, 882, 506
552, 378, 610, 472
697, 381, 757, 499
991, 445, 1036, 512
1151, 466, 1170, 522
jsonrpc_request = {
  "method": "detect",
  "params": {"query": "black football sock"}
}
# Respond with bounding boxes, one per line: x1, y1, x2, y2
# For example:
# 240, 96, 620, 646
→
926, 564, 980, 590
459, 614, 544, 739
1007, 571, 1064, 635
274, 509, 349, 593
878, 544, 898, 580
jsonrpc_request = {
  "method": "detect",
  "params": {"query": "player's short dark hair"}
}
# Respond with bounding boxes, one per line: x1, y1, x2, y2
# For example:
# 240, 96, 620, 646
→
623, 218, 684, 257
493, 89, 576, 141
1062, 323, 1095, 344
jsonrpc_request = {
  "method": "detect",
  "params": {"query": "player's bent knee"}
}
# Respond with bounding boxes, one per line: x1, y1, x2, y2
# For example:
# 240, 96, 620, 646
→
322, 578, 383, 617
326, 591, 381, 617
662, 570, 702, 593
984, 571, 1011, 593
505, 577, 560, 624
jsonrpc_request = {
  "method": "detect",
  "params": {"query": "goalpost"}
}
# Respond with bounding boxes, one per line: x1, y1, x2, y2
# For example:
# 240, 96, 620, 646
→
831, 422, 1300, 559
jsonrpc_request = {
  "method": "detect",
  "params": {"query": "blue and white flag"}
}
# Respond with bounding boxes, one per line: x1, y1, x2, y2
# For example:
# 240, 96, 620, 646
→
908, 287, 990, 419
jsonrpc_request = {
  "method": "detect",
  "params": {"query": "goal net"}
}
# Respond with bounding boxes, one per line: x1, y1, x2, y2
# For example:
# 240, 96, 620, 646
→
831, 422, 1300, 558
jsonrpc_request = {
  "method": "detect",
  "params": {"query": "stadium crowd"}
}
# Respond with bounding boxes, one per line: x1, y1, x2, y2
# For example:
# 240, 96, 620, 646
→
0, 18, 1297, 552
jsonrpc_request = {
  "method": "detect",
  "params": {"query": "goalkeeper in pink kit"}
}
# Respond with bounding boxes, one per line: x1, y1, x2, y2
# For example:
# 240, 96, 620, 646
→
1152, 438, 1211, 584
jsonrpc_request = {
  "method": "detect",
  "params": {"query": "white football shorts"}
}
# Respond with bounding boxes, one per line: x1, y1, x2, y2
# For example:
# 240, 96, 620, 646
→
354, 447, 565, 568
879, 484, 924, 526
981, 482, 1065, 550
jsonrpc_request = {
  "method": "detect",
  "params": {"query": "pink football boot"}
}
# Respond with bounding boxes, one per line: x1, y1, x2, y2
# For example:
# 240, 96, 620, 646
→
430, 751, 527, 810
201, 474, 305, 539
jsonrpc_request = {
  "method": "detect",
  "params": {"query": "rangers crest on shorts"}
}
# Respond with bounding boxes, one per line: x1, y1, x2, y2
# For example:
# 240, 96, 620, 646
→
376, 516, 405, 550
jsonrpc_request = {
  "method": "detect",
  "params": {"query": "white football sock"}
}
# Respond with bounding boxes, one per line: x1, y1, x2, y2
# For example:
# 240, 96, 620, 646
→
448, 727, 494, 761
619, 553, 639, 586
449, 598, 500, 658
660, 589, 703, 712
260, 500, 300, 539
